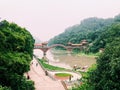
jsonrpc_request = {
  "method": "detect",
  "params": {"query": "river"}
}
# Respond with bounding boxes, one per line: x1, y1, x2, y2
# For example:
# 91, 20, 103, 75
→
33, 49, 96, 70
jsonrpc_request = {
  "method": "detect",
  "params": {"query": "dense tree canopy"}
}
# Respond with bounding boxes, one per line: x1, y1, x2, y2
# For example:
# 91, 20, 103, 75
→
0, 20, 35, 90
48, 16, 116, 53
88, 23, 120, 90
72, 20, 120, 90
48, 14, 120, 90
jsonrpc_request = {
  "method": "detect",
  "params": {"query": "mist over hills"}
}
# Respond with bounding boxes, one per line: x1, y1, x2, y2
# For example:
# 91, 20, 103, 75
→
48, 14, 120, 53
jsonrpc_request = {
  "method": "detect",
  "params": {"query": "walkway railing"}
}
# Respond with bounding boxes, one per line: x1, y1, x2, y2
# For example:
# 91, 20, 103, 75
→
33, 54, 82, 90
33, 54, 57, 81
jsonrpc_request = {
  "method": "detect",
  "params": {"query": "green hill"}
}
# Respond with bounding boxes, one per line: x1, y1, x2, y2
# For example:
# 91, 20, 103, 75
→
48, 14, 120, 53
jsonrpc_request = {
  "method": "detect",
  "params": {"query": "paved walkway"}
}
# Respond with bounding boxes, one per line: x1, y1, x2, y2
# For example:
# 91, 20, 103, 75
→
28, 58, 65, 90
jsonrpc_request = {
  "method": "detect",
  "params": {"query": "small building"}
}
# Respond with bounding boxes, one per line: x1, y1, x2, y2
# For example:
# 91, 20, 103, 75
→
42, 42, 48, 46
81, 40, 88, 45
67, 42, 72, 46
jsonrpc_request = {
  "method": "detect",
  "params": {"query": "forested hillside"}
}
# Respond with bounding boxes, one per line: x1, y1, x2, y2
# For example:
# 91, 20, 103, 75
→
48, 15, 120, 53
89, 14, 120, 52
88, 23, 120, 90
0, 20, 35, 90
72, 15, 120, 90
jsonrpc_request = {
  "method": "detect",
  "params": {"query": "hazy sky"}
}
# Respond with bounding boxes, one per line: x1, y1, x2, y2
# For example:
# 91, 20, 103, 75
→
0, 0, 120, 41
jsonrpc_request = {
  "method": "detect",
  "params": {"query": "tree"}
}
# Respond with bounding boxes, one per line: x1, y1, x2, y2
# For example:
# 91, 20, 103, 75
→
72, 21, 120, 90
0, 20, 35, 90
48, 17, 114, 53
0, 85, 11, 90
88, 24, 120, 90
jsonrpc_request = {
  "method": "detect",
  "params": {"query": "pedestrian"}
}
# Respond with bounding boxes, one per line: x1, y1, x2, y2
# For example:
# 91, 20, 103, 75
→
69, 75, 72, 81
36, 63, 38, 66
27, 75, 30, 79
31, 61, 33, 65
31, 62, 33, 64
26, 72, 30, 79
45, 70, 48, 76
73, 65, 77, 71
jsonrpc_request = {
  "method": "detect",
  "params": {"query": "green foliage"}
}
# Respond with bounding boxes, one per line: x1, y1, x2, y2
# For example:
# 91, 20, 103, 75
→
39, 59, 65, 71
0, 20, 34, 57
90, 22, 120, 53
48, 17, 114, 53
0, 20, 35, 90
72, 83, 94, 90
55, 73, 71, 77
0, 52, 31, 75
2, 73, 34, 90
72, 64, 96, 90
87, 24, 120, 90
0, 85, 11, 90
49, 14, 120, 90
114, 14, 120, 22
73, 22, 120, 90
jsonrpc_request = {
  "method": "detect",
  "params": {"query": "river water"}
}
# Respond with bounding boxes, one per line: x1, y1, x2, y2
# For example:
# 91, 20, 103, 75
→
34, 49, 96, 70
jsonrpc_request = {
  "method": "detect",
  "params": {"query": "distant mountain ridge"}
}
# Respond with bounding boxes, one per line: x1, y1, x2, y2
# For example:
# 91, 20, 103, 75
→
48, 14, 120, 53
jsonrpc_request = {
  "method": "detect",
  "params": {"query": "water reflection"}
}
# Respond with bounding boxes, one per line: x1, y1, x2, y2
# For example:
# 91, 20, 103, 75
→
33, 49, 96, 69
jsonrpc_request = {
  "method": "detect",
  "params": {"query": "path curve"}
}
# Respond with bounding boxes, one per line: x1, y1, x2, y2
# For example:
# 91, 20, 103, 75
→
48, 71, 82, 81
28, 58, 65, 90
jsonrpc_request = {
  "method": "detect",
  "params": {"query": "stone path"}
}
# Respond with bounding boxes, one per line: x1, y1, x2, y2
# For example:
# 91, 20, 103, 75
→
28, 58, 65, 90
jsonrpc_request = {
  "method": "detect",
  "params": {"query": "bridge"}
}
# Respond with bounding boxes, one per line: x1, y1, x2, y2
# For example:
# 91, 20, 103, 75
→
34, 40, 88, 59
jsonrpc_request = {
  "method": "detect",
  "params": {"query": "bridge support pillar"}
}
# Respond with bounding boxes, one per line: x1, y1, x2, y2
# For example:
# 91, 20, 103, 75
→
40, 48, 49, 60
67, 47, 73, 56
42, 51, 47, 60
67, 51, 71, 56
43, 51, 46, 56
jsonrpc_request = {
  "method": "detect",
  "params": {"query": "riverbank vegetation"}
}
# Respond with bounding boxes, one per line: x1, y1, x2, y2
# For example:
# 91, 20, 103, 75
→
48, 14, 120, 90
72, 16, 120, 89
39, 59, 66, 71
0, 20, 35, 90
72, 38, 120, 90
72, 64, 97, 90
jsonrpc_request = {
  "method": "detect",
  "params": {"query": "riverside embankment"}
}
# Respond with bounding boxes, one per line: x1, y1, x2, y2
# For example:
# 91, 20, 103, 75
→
34, 49, 96, 69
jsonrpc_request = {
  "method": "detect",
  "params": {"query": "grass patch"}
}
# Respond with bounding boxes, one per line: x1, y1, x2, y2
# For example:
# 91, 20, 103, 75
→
39, 59, 65, 71
55, 73, 72, 77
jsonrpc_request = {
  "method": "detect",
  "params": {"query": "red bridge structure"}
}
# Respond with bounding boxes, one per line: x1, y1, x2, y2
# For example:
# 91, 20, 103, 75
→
34, 40, 88, 58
